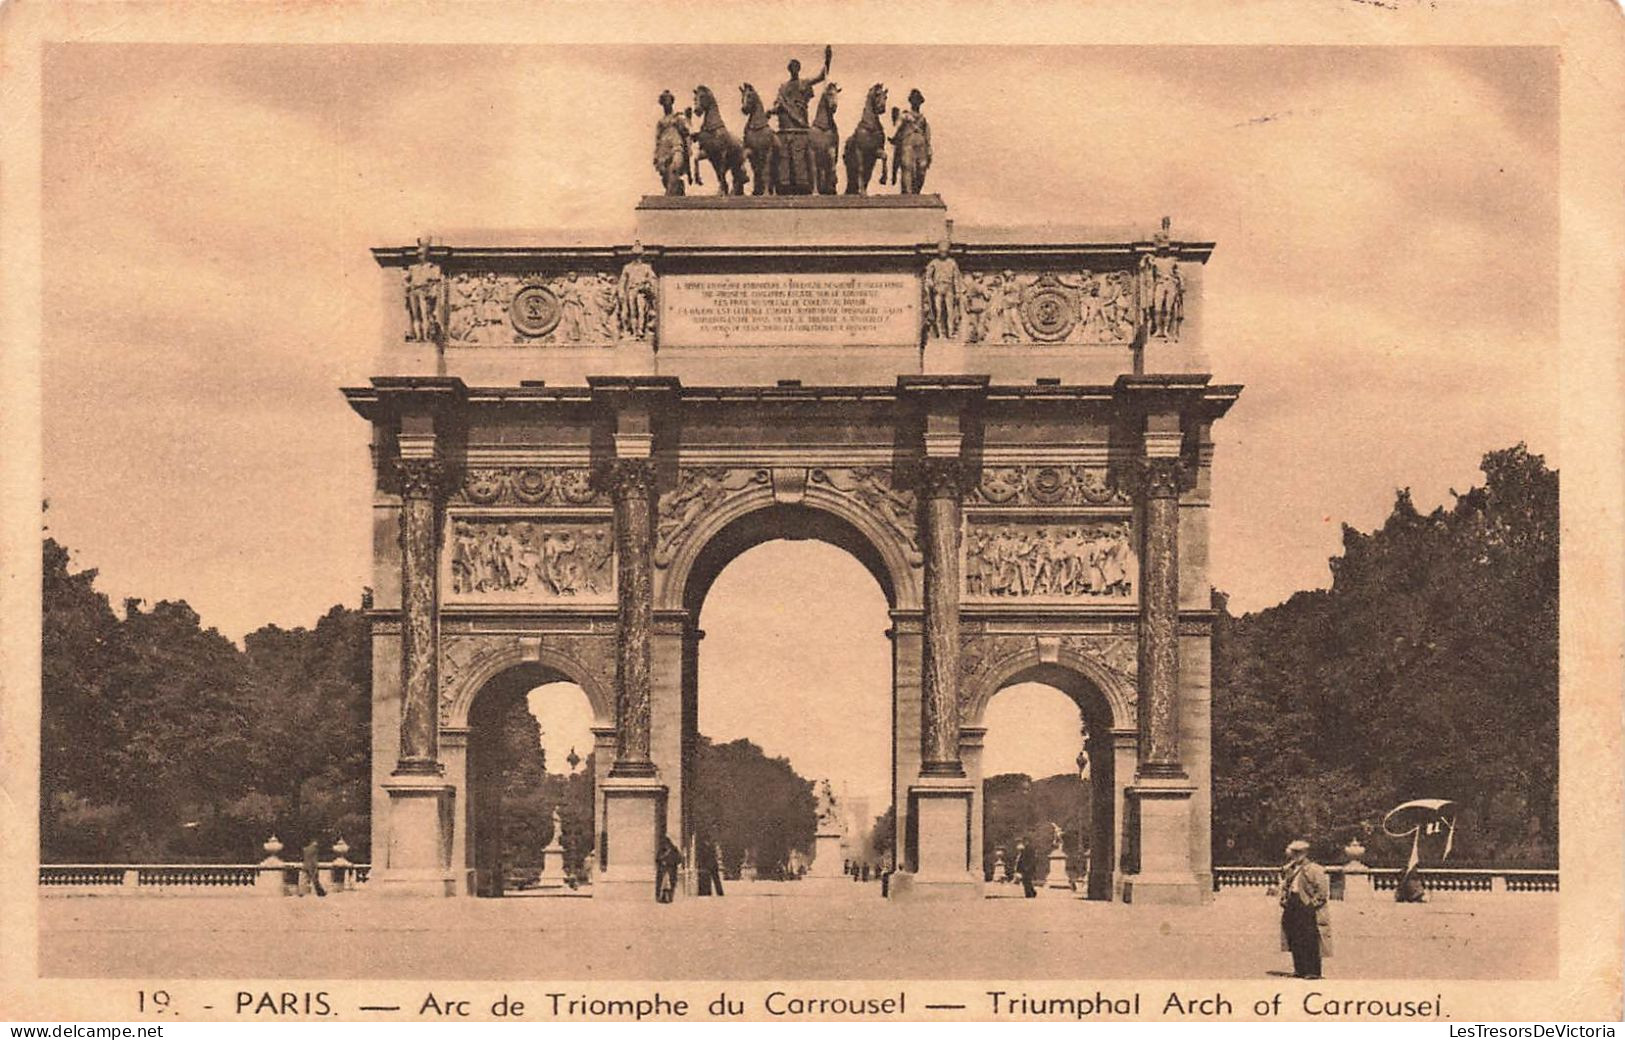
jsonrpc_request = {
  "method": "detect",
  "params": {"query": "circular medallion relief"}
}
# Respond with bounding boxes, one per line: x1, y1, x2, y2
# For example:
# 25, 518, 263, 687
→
1020, 284, 1077, 342
1029, 466, 1070, 504
463, 469, 506, 504
512, 468, 553, 504
510, 285, 562, 338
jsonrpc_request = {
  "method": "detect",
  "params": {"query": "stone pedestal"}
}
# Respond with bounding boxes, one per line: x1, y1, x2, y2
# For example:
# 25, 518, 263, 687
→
537, 835, 567, 891
596, 778, 665, 901
810, 831, 845, 878
375, 773, 456, 896
1047, 850, 1072, 891
1123, 776, 1201, 904
896, 778, 977, 900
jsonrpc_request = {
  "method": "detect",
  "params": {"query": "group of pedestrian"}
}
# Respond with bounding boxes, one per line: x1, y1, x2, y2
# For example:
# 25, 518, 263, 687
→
654, 832, 728, 903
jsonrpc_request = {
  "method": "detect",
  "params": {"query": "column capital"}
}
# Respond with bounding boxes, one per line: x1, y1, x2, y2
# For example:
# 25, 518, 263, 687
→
601, 457, 657, 498
395, 456, 449, 500
916, 457, 966, 499
1133, 457, 1195, 500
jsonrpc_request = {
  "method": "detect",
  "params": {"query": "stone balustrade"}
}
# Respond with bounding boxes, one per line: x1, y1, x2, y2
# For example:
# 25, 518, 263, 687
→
39, 863, 372, 896
1214, 866, 1558, 898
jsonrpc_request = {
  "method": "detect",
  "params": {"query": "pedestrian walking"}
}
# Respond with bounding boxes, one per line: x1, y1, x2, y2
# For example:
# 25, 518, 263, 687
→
1015, 839, 1038, 898
301, 839, 327, 898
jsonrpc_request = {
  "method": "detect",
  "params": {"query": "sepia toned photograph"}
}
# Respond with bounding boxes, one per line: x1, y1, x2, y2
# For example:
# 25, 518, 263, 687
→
2, 0, 1621, 1025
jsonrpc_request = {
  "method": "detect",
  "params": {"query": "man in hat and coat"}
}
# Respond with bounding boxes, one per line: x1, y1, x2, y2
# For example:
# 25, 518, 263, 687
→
1279, 839, 1330, 978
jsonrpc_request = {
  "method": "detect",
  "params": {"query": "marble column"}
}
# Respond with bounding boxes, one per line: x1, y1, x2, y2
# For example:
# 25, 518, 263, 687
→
1124, 453, 1201, 903
919, 458, 965, 777
377, 453, 456, 895
395, 456, 444, 776
1137, 456, 1186, 777
608, 458, 657, 778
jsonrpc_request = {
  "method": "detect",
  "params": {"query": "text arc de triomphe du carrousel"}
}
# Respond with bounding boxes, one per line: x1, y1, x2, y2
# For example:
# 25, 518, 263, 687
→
347, 53, 1238, 902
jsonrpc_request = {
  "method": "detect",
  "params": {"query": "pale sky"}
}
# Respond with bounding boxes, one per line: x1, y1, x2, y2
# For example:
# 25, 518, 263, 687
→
41, 45, 1557, 810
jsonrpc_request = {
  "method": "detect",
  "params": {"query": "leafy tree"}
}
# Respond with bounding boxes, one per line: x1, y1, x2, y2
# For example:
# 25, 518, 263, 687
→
40, 537, 122, 858
1213, 445, 1558, 867
690, 736, 816, 878
240, 606, 371, 858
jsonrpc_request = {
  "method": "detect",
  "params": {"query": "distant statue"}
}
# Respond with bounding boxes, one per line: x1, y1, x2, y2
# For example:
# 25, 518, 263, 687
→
809, 82, 841, 195
842, 83, 889, 195
404, 237, 444, 343
739, 83, 780, 196
772, 45, 833, 195
891, 89, 932, 194
692, 85, 747, 195
1050, 822, 1065, 853
923, 241, 962, 339
616, 242, 657, 339
816, 780, 841, 831
652, 90, 692, 196
548, 807, 564, 848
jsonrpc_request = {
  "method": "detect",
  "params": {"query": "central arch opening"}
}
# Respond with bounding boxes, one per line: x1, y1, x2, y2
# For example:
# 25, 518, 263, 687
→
679, 504, 897, 894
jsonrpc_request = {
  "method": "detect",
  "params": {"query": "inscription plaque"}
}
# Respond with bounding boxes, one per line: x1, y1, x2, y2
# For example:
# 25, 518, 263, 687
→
661, 273, 920, 347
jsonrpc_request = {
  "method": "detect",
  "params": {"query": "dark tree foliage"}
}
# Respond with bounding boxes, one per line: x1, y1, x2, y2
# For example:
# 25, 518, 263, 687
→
1212, 445, 1558, 868
39, 537, 371, 863
689, 736, 817, 879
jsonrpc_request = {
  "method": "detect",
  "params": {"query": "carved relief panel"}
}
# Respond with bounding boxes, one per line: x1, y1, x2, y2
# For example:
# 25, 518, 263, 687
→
964, 520, 1136, 601
943, 259, 1185, 347
419, 259, 657, 346
444, 519, 615, 602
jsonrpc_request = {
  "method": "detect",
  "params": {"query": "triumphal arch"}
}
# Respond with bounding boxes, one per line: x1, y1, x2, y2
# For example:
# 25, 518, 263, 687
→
346, 193, 1238, 903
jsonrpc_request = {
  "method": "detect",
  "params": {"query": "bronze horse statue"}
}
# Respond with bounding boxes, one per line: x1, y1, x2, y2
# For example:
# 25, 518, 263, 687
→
692, 86, 747, 195
739, 83, 780, 196
842, 83, 888, 195
809, 82, 841, 195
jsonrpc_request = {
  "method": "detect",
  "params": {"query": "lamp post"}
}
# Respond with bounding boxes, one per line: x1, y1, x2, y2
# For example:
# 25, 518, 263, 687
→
1076, 732, 1091, 891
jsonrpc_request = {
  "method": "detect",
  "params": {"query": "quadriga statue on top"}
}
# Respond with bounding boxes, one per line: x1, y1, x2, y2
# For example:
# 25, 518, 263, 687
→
647, 44, 936, 197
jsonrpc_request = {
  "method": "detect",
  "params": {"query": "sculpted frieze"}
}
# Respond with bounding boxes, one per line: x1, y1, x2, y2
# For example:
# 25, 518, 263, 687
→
453, 467, 604, 507
958, 632, 1138, 727
439, 632, 616, 728
447, 519, 614, 600
960, 269, 1139, 345
967, 465, 1130, 507
965, 521, 1135, 599
655, 468, 771, 566
1060, 633, 1138, 683
808, 467, 921, 562
428, 258, 658, 346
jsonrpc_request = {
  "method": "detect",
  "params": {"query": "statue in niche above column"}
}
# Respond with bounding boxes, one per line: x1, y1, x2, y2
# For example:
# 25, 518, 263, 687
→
923, 241, 962, 340
616, 243, 658, 340
404, 237, 444, 343
1141, 216, 1185, 339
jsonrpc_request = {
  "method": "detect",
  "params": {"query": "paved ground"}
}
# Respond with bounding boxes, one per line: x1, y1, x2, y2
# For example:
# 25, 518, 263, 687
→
39, 889, 1556, 981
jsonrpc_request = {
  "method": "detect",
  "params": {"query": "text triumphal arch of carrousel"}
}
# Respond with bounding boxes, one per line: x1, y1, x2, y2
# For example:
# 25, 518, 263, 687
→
345, 194, 1239, 902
